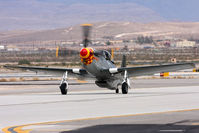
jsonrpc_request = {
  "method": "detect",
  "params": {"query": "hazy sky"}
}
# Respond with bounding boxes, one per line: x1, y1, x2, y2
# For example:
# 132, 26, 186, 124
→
40, 0, 199, 21
50, 0, 199, 21
1, 0, 198, 21
0, 0, 199, 30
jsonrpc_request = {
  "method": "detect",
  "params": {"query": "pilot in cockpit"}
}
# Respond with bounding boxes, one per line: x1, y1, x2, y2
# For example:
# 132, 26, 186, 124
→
103, 50, 115, 64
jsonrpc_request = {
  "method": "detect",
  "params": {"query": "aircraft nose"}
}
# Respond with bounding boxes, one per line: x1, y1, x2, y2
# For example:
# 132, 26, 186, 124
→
80, 48, 90, 58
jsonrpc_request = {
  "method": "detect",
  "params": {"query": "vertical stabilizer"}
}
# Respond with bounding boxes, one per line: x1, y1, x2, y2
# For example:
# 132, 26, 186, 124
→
121, 55, 126, 67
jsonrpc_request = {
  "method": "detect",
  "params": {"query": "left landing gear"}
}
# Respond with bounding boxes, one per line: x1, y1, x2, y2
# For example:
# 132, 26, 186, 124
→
59, 71, 68, 95
121, 70, 130, 94
122, 82, 128, 94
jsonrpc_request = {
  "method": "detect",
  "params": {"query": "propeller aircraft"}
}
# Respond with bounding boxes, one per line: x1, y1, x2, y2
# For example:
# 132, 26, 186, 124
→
4, 24, 195, 95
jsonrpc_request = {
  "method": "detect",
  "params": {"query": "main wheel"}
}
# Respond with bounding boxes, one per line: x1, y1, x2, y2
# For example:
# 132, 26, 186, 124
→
122, 82, 128, 94
59, 83, 68, 95
116, 89, 119, 94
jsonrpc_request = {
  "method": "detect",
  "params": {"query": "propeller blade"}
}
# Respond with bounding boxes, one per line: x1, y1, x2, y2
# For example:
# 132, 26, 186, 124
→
81, 24, 92, 47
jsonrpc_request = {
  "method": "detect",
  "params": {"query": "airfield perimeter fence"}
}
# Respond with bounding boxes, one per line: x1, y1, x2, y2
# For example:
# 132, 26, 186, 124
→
0, 47, 199, 64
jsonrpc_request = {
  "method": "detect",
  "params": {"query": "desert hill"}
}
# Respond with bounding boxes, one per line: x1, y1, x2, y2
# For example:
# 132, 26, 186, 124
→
1, 22, 199, 45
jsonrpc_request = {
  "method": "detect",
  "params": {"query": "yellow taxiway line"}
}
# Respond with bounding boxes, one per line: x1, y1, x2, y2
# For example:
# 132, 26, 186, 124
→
2, 108, 199, 133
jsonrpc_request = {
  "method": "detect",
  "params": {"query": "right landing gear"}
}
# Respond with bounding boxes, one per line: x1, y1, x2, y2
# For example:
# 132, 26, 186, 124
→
59, 71, 68, 95
60, 82, 68, 95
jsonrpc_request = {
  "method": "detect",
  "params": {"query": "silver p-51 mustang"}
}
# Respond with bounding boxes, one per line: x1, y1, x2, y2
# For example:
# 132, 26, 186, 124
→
4, 24, 195, 95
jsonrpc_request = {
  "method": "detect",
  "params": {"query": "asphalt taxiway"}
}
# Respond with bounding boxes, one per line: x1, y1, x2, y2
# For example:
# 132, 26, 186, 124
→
0, 79, 199, 133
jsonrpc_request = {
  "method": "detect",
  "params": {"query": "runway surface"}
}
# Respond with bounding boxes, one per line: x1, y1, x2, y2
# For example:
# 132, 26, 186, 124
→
0, 79, 199, 133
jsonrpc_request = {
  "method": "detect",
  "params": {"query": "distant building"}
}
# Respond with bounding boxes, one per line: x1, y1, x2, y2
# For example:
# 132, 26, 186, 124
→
156, 41, 171, 47
61, 41, 75, 45
6, 45, 20, 51
109, 40, 123, 44
175, 40, 196, 47
0, 45, 5, 50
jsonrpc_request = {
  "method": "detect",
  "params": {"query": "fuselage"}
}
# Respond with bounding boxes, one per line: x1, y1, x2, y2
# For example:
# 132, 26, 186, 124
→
83, 55, 116, 80
81, 50, 123, 90
79, 48, 123, 89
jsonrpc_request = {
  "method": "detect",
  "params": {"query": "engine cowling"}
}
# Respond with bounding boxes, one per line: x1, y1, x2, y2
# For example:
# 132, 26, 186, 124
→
80, 48, 94, 65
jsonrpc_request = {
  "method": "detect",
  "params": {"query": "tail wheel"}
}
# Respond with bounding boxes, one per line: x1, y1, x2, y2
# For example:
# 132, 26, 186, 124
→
122, 82, 128, 94
59, 83, 68, 95
115, 89, 119, 94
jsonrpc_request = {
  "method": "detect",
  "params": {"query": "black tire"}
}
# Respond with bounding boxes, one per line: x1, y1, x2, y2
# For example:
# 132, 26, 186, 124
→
116, 89, 119, 94
122, 82, 128, 94
59, 83, 68, 95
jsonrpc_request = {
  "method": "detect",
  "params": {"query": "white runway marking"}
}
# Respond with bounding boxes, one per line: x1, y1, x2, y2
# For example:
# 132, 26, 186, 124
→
159, 129, 184, 132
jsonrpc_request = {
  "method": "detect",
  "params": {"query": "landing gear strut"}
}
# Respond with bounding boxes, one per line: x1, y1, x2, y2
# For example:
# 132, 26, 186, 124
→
122, 70, 130, 94
59, 71, 68, 95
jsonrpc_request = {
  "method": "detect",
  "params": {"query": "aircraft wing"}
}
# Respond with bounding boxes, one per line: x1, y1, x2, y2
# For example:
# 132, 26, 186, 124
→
107, 63, 195, 77
4, 65, 94, 79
